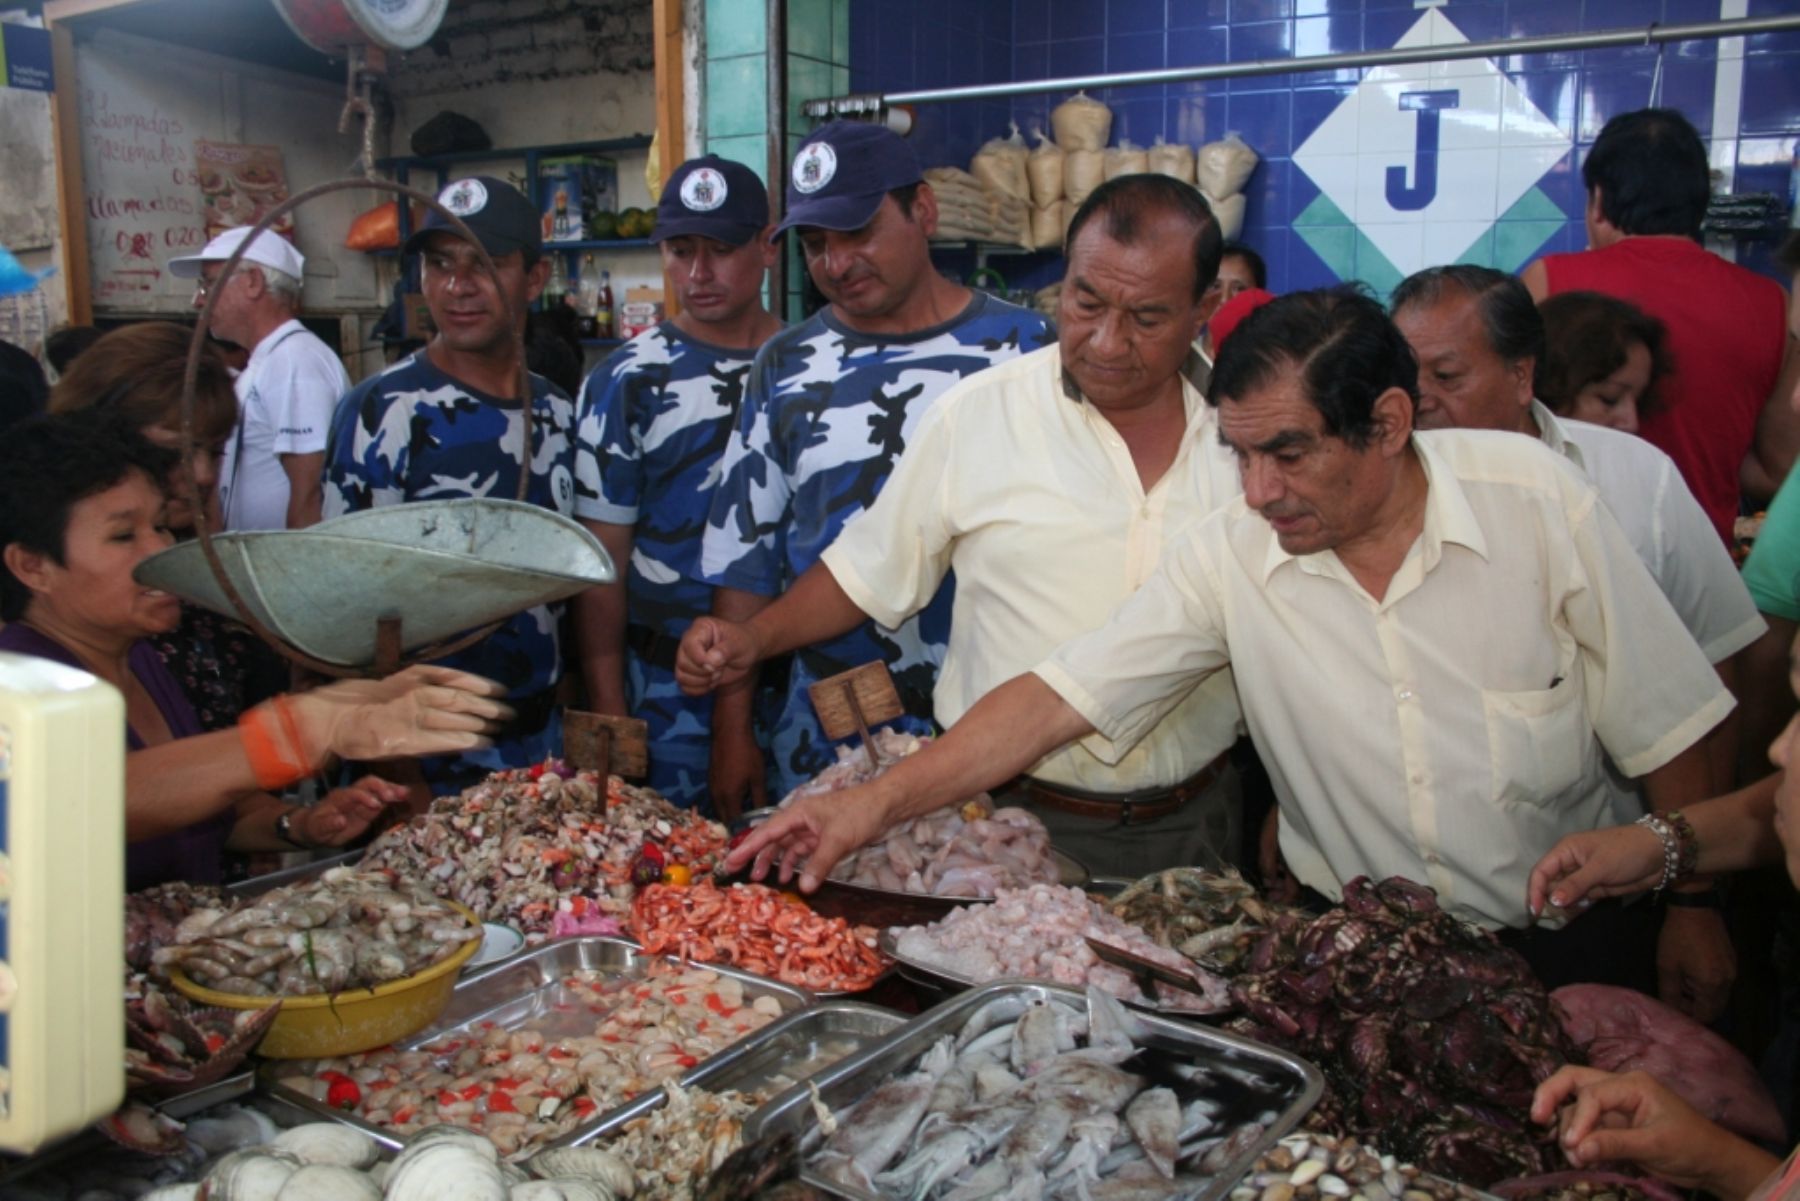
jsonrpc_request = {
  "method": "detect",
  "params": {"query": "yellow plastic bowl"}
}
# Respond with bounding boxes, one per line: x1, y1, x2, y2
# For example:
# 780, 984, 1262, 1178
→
168, 902, 482, 1058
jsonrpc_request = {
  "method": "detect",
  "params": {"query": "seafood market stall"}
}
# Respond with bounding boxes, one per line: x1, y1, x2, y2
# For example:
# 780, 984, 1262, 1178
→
8, 734, 1783, 1201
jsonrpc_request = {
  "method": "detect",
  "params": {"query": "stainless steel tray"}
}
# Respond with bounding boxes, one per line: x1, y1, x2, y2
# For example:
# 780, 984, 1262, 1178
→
876, 928, 1225, 1017
552, 1001, 909, 1150
226, 849, 363, 897
258, 937, 812, 1153
743, 980, 1324, 1201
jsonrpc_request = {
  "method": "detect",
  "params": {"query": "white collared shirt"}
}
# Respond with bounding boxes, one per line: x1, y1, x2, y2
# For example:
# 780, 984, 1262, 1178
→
1036, 428, 1732, 928
1534, 401, 1764, 664
822, 344, 1245, 792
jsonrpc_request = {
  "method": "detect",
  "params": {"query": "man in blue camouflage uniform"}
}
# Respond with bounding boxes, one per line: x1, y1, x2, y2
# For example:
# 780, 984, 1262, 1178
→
572, 155, 782, 812
324, 176, 578, 791
697, 122, 1054, 807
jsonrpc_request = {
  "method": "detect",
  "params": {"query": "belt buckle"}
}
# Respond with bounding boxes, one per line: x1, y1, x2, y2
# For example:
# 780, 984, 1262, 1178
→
1117, 798, 1147, 828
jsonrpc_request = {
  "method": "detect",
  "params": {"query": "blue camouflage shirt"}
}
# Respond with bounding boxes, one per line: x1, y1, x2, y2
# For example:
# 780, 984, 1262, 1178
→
323, 349, 578, 787
698, 292, 1054, 794
574, 322, 760, 636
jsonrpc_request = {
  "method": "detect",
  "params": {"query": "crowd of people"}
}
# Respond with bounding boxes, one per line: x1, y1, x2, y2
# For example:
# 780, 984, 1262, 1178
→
2, 101, 1799, 1191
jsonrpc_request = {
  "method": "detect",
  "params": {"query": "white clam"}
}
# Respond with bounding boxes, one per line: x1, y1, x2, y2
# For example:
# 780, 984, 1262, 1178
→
142, 1187, 201, 1201
525, 1148, 633, 1196
383, 1140, 508, 1201
276, 1164, 383, 1201
272, 1123, 380, 1169
201, 1147, 303, 1201
511, 1183, 616, 1201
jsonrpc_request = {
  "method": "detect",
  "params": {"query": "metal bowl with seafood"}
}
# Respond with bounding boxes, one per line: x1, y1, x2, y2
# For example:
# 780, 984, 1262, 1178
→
168, 900, 481, 1058
806, 846, 1090, 930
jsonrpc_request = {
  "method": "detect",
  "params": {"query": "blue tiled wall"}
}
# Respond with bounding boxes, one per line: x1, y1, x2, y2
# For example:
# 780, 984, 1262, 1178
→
845, 0, 1800, 295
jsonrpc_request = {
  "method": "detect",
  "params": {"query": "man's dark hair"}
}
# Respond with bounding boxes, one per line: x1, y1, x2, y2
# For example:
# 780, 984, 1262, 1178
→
43, 325, 104, 375
526, 306, 585, 396
1534, 291, 1670, 420
1390, 264, 1545, 367
889, 182, 923, 223
0, 413, 175, 621
1209, 286, 1419, 450
1778, 230, 1800, 276
1582, 108, 1711, 240
1220, 241, 1267, 289
1065, 174, 1224, 301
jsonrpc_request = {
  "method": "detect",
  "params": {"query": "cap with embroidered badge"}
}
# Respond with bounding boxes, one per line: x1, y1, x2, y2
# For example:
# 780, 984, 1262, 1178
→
403, 175, 543, 259
772, 120, 923, 239
167, 226, 306, 281
653, 155, 769, 246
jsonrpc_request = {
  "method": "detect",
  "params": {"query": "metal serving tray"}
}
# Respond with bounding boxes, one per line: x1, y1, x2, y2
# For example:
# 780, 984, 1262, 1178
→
551, 1001, 909, 1151
258, 937, 812, 1153
875, 928, 1225, 1018
742, 980, 1324, 1201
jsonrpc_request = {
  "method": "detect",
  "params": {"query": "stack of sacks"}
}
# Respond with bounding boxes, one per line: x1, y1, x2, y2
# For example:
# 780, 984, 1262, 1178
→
1147, 136, 1196, 185
1032, 280, 1062, 319
925, 166, 1031, 247
1028, 132, 1065, 251
1053, 91, 1112, 240
1196, 133, 1258, 240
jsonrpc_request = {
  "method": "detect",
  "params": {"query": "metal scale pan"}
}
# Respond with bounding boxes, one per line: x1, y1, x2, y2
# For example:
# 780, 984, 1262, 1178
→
134, 499, 614, 669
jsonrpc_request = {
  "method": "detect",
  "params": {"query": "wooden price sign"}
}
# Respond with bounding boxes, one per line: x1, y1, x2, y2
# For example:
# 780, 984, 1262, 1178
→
807, 661, 905, 772
563, 709, 650, 778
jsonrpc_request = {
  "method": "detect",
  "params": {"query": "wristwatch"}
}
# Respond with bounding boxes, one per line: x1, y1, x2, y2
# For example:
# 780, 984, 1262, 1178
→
274, 808, 307, 849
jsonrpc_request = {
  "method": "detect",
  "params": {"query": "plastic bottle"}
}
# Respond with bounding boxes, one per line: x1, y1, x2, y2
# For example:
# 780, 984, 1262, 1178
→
546, 254, 569, 309
577, 254, 600, 338
596, 269, 615, 340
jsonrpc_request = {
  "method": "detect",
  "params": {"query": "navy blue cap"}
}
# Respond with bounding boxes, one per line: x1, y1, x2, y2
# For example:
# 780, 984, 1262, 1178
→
404, 175, 543, 259
773, 121, 923, 239
653, 155, 770, 246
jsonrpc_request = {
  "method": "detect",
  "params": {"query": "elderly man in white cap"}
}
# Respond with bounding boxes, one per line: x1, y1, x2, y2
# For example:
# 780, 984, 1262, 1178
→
169, 228, 349, 530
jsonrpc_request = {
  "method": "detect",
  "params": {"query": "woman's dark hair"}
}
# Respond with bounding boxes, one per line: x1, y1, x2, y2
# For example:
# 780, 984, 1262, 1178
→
1582, 108, 1711, 240
1220, 241, 1268, 289
43, 325, 104, 375
1209, 286, 1419, 449
0, 338, 48, 434
1066, 174, 1224, 301
50, 321, 238, 447
0, 413, 175, 621
1390, 264, 1545, 367
1534, 291, 1670, 420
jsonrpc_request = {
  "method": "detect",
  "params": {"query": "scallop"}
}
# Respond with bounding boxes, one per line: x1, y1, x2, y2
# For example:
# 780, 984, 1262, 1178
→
272, 1123, 380, 1169
524, 1147, 633, 1196
274, 1164, 382, 1201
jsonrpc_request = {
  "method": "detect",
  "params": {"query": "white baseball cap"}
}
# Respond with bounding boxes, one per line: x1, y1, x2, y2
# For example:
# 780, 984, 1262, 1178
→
167, 227, 306, 281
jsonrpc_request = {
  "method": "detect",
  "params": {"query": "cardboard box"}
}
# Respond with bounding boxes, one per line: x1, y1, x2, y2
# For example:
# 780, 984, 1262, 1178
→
620, 286, 664, 339
539, 155, 616, 243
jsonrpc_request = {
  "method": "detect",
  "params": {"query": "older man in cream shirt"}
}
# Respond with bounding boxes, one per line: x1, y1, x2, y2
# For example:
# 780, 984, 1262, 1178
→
676, 175, 1246, 875
728, 288, 1729, 1006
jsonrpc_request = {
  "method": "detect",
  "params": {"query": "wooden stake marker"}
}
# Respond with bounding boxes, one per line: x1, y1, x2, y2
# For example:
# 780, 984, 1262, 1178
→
807, 662, 905, 772
564, 709, 649, 779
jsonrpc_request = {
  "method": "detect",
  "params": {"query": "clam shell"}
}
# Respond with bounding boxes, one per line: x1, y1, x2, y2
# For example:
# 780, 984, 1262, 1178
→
525, 1147, 632, 1195
200, 1147, 303, 1201
142, 1187, 202, 1201
511, 1183, 617, 1201
272, 1122, 379, 1169
275, 1163, 382, 1201
384, 1140, 508, 1201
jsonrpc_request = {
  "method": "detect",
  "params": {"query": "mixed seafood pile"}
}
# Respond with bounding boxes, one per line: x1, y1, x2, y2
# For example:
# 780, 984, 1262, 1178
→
361, 764, 727, 939
1108, 868, 1305, 972
891, 883, 1231, 1011
784, 732, 1059, 898
808, 986, 1278, 1199
1223, 877, 1574, 1184
281, 963, 786, 1156
600, 1083, 765, 1200
629, 880, 890, 993
152, 867, 476, 996
1230, 1131, 1481, 1201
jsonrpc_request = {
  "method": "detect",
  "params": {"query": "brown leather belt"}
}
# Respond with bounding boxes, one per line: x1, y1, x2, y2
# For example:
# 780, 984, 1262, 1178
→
1020, 750, 1230, 827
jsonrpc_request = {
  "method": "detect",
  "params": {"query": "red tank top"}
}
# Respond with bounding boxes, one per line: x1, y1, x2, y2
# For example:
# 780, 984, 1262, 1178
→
1542, 238, 1787, 544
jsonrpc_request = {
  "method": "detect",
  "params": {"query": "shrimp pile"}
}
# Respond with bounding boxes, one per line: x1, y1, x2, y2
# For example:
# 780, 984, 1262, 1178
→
892, 884, 1231, 1012
281, 962, 784, 1158
629, 880, 890, 993
361, 762, 727, 937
